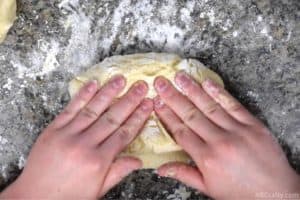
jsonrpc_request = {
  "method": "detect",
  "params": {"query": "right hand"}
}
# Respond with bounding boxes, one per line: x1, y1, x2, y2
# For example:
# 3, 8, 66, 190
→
154, 71, 300, 199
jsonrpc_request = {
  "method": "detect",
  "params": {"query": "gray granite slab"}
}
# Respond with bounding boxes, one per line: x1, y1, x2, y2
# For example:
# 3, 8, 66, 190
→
0, 0, 299, 199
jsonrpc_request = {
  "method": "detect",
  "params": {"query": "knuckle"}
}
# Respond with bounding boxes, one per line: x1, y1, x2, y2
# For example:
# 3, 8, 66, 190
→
118, 126, 133, 142
245, 126, 270, 143
62, 141, 101, 171
228, 102, 243, 112
202, 150, 217, 168
215, 138, 238, 156
174, 125, 189, 139
96, 88, 114, 102
183, 106, 199, 122
104, 112, 121, 127
203, 102, 220, 115
81, 107, 99, 119
86, 155, 102, 171
127, 92, 140, 104
130, 111, 144, 124
95, 93, 109, 103
62, 142, 84, 161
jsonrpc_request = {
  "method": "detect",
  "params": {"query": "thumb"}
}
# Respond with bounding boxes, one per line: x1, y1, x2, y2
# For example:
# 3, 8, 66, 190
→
157, 162, 207, 193
100, 156, 142, 196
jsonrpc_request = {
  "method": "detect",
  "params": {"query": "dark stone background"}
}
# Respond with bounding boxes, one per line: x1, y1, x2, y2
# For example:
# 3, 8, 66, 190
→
0, 0, 299, 199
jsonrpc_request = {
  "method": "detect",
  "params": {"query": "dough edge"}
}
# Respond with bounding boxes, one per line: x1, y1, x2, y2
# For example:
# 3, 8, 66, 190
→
0, 0, 17, 43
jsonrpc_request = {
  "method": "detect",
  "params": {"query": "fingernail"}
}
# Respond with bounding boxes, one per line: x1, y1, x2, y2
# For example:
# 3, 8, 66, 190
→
203, 79, 219, 93
86, 80, 98, 93
111, 75, 125, 89
134, 82, 147, 95
176, 71, 191, 88
154, 96, 164, 109
166, 168, 176, 177
155, 77, 168, 93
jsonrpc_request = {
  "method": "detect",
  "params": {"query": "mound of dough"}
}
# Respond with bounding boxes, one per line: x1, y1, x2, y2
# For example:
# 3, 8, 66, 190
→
0, 0, 16, 43
69, 53, 224, 168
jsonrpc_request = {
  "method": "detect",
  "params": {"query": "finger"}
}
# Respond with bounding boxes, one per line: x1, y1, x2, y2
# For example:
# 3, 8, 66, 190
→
49, 80, 98, 130
154, 76, 223, 143
100, 157, 142, 196
154, 96, 207, 166
98, 98, 153, 158
84, 81, 149, 145
175, 71, 244, 132
62, 75, 125, 134
157, 162, 207, 193
202, 79, 262, 127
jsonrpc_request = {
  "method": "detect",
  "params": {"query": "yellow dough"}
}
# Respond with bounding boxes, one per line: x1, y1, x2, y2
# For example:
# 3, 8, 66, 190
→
69, 53, 224, 168
0, 0, 16, 43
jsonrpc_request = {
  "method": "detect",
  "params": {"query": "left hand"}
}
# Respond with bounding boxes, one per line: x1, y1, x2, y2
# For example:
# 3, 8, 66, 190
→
0, 75, 153, 199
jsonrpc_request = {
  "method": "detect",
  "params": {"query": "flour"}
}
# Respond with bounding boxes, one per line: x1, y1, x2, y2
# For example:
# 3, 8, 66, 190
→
10, 40, 60, 80
233, 30, 239, 37
257, 15, 263, 22
247, 91, 260, 102
61, 6, 98, 71
58, 0, 79, 9
2, 78, 13, 90
8, 0, 222, 84
0, 136, 8, 146
1, 0, 297, 196
166, 185, 192, 200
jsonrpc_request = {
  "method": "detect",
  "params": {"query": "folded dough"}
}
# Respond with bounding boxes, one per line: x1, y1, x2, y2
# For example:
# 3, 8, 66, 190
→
0, 0, 16, 43
69, 53, 224, 168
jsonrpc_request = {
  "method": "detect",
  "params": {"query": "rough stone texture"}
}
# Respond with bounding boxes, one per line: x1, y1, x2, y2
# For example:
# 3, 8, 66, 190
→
0, 0, 299, 199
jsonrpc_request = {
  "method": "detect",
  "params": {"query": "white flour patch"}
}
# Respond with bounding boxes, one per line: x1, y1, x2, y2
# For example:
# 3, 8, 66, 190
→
233, 30, 239, 37
260, 26, 273, 41
247, 91, 260, 101
257, 15, 263, 22
102, 0, 132, 51
222, 19, 233, 31
166, 185, 191, 200
261, 27, 268, 35
11, 40, 60, 80
2, 78, 13, 90
39, 41, 60, 75
0, 135, 8, 145
100, 0, 187, 52
1, 165, 8, 180
159, 1, 177, 20
180, 7, 192, 24
17, 155, 26, 169
63, 11, 97, 69
200, 9, 216, 25
58, 0, 79, 9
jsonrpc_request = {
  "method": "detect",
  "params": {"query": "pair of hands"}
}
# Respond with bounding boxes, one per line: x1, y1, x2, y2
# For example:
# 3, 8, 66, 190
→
1, 71, 299, 199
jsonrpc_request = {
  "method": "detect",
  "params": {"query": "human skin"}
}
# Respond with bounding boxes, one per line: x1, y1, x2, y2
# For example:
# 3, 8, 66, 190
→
154, 71, 300, 200
0, 75, 153, 199
1, 72, 299, 200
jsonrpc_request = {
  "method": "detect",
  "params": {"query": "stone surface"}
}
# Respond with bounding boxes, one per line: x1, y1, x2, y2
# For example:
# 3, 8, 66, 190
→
0, 0, 299, 199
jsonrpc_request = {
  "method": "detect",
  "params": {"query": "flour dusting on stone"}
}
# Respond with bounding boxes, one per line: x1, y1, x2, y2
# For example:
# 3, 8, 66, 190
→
0, 0, 299, 198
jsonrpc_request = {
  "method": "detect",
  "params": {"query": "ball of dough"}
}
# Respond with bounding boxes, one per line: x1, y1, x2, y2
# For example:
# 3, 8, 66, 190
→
0, 0, 17, 43
69, 53, 224, 168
